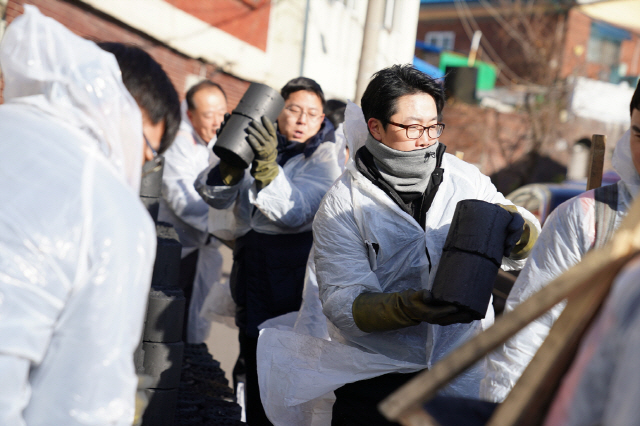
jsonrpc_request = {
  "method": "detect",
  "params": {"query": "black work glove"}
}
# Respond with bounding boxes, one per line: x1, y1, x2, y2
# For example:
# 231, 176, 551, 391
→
352, 289, 476, 333
246, 116, 279, 191
497, 204, 525, 257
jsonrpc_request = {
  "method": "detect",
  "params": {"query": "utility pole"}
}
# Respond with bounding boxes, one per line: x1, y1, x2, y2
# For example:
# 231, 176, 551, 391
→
354, 0, 385, 105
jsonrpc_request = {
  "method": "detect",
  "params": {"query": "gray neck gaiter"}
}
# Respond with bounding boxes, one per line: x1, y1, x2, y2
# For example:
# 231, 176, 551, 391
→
365, 134, 439, 202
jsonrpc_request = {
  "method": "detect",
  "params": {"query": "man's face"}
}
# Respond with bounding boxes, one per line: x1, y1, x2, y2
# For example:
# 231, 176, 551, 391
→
368, 93, 439, 152
277, 90, 325, 143
631, 109, 640, 176
142, 109, 165, 164
187, 87, 228, 143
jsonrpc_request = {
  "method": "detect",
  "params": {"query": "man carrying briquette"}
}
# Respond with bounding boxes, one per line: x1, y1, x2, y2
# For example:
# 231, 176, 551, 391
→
196, 77, 342, 425
0, 9, 180, 426
312, 64, 540, 425
158, 80, 229, 343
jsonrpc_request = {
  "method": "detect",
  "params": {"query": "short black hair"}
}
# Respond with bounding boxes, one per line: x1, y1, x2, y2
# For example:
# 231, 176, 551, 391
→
186, 80, 227, 111
324, 99, 346, 128
98, 42, 180, 154
630, 78, 640, 116
281, 77, 325, 107
361, 64, 445, 129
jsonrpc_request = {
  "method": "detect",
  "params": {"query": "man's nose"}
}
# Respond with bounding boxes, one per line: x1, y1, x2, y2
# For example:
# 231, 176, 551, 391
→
212, 114, 224, 130
297, 111, 308, 124
417, 131, 435, 147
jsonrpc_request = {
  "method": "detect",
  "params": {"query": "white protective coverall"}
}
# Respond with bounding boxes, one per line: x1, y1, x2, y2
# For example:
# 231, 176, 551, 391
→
255, 102, 539, 425
0, 7, 156, 426
159, 107, 224, 343
481, 130, 639, 403
194, 130, 342, 240
544, 255, 640, 426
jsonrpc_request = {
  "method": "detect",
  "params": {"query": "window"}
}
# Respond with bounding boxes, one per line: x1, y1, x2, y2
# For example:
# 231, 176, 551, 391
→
587, 35, 621, 67
425, 31, 455, 51
586, 22, 629, 68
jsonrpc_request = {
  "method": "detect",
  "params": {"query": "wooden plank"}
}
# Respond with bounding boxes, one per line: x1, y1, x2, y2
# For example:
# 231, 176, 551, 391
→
379, 194, 640, 422
398, 407, 441, 426
587, 134, 606, 190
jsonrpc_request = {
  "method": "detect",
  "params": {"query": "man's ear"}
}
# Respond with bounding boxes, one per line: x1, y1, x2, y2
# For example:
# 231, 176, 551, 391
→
186, 109, 193, 122
367, 118, 383, 141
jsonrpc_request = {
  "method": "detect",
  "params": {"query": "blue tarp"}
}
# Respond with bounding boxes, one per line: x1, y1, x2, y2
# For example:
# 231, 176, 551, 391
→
415, 40, 443, 53
592, 20, 631, 41
413, 56, 444, 79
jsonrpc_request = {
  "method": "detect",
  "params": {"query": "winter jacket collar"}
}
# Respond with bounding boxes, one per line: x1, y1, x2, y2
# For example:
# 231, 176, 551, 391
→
276, 117, 335, 166
355, 143, 447, 230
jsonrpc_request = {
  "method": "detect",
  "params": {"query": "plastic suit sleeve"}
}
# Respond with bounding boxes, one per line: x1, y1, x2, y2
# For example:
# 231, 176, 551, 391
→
480, 196, 592, 402
313, 180, 381, 339
249, 143, 342, 228
195, 163, 251, 210
0, 254, 65, 426
161, 130, 212, 234
0, 355, 30, 426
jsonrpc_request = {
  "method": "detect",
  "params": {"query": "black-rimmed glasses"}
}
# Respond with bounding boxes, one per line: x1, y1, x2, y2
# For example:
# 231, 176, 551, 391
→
387, 121, 445, 140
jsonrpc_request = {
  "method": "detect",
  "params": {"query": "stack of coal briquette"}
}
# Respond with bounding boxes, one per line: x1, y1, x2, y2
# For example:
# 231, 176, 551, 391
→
175, 343, 245, 426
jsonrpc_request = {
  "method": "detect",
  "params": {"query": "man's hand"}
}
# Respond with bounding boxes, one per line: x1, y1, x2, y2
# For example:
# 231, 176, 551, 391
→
497, 204, 525, 257
246, 116, 279, 191
352, 289, 476, 333
497, 204, 538, 260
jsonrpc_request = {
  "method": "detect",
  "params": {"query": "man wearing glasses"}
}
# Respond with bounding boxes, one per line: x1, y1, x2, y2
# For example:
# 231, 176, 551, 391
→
312, 64, 538, 425
197, 77, 342, 425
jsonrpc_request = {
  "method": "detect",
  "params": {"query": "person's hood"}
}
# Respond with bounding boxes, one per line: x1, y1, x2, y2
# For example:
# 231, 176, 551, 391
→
343, 101, 368, 167
0, 6, 144, 192
612, 129, 640, 198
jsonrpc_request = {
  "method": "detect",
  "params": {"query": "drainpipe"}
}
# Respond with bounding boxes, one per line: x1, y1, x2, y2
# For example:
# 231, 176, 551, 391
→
355, 0, 385, 105
300, 0, 311, 76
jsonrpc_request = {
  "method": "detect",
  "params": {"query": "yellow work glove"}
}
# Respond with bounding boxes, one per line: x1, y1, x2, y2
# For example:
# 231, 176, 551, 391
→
218, 160, 244, 186
352, 289, 475, 333
497, 203, 538, 260
133, 375, 153, 426
246, 116, 279, 191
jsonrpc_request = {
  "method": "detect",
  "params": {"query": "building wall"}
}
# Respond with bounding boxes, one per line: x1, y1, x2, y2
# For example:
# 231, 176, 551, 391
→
295, 0, 367, 101
561, 8, 640, 83
164, 0, 271, 51
560, 8, 592, 79
66, 0, 417, 102
3, 0, 250, 109
3, 0, 420, 108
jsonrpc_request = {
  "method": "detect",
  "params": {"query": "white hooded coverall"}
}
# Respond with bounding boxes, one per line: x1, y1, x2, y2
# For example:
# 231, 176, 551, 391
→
159, 113, 224, 343
0, 7, 156, 426
481, 130, 640, 402
255, 103, 539, 425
